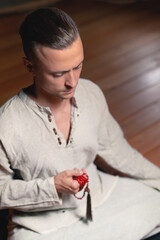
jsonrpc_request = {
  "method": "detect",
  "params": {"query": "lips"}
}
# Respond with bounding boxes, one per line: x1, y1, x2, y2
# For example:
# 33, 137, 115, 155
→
63, 89, 74, 94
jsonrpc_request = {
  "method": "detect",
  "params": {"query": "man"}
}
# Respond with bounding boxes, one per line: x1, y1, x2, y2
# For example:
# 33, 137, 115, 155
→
0, 7, 160, 240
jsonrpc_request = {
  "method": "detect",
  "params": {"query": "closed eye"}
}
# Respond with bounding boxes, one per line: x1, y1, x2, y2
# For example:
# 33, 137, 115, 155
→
53, 72, 65, 78
51, 60, 83, 78
73, 62, 83, 70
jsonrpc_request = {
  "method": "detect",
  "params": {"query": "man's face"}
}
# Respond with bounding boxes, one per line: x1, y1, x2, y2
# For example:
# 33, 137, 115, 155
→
32, 37, 84, 100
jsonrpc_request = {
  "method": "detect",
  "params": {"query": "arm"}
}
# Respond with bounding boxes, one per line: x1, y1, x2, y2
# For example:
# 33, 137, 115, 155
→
96, 93, 160, 188
94, 154, 133, 178
0, 139, 60, 211
0, 141, 81, 212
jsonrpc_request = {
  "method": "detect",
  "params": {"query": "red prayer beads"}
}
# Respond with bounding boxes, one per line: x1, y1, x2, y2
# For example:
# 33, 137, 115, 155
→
73, 172, 89, 199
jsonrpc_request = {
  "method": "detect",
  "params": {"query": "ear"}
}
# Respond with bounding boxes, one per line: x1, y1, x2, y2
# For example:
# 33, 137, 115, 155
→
23, 57, 34, 73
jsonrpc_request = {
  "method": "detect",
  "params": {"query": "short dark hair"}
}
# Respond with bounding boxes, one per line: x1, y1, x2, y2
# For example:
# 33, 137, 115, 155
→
19, 7, 79, 60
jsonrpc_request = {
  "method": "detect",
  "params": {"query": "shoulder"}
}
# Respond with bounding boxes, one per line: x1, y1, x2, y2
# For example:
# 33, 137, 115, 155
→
78, 78, 102, 92
76, 78, 107, 109
0, 92, 24, 136
0, 94, 20, 117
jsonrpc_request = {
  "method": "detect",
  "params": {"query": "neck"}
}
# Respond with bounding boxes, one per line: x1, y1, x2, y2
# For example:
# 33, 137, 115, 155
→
24, 84, 71, 113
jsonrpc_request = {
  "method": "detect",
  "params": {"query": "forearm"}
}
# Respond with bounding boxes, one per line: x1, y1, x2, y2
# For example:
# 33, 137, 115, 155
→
0, 140, 62, 211
0, 164, 82, 211
0, 176, 62, 211
94, 154, 134, 178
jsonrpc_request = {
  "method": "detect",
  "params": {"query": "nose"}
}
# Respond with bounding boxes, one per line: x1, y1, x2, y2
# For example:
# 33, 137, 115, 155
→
65, 71, 77, 89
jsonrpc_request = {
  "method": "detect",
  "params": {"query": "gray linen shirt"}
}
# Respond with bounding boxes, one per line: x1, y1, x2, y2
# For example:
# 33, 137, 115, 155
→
0, 78, 160, 233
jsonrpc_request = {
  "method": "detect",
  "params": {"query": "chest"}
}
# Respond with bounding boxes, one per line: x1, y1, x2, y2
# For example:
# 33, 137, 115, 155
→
53, 109, 71, 142
9, 104, 100, 180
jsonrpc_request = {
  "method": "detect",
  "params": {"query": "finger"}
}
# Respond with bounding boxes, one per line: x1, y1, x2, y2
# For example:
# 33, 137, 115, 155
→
67, 168, 82, 177
73, 188, 80, 194
64, 169, 76, 177
73, 168, 83, 176
72, 180, 80, 189
71, 181, 80, 194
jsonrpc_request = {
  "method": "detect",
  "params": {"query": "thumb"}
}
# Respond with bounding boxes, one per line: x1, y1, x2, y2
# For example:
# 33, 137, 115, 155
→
72, 168, 83, 177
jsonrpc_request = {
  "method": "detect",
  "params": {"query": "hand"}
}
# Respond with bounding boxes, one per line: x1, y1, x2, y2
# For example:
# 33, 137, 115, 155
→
54, 168, 85, 194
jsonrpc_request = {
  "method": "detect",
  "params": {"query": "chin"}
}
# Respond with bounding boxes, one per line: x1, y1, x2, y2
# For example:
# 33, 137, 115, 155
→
62, 90, 75, 98
61, 95, 74, 100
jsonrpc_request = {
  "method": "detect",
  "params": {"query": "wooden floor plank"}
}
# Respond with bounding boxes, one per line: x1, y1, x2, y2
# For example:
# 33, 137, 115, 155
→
111, 83, 160, 122
0, 47, 22, 72
0, 63, 25, 84
83, 31, 160, 78
106, 67, 160, 106
121, 100, 160, 139
129, 122, 160, 155
88, 51, 160, 92
0, 34, 20, 50
81, 9, 160, 62
145, 146, 160, 167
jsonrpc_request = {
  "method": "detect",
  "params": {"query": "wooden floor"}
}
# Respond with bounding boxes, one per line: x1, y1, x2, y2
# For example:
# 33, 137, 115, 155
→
0, 0, 160, 167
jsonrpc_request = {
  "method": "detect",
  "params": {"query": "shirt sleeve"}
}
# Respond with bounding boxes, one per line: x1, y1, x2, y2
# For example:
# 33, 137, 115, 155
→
0, 141, 62, 212
97, 93, 160, 190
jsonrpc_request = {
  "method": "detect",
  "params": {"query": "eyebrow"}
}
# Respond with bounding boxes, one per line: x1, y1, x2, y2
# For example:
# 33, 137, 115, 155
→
51, 60, 84, 75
